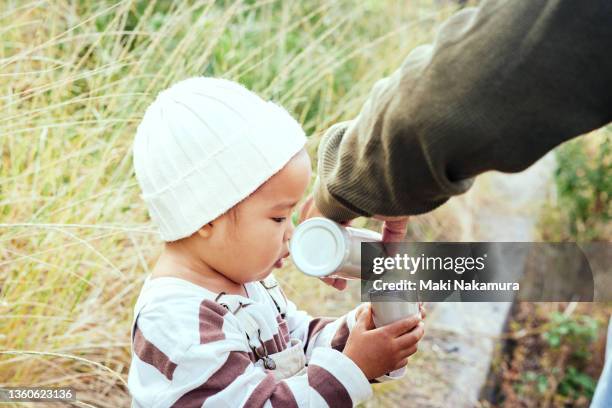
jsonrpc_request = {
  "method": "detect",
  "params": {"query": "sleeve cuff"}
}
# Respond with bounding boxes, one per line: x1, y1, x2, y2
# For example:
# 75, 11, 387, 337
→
314, 122, 370, 223
313, 176, 364, 222
374, 365, 407, 382
348, 303, 407, 383
309, 346, 373, 405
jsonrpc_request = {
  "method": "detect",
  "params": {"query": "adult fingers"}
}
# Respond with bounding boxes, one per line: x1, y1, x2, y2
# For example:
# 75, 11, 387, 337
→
373, 216, 409, 243
318, 277, 347, 290
419, 303, 427, 319
298, 195, 318, 223
333, 278, 348, 290
382, 218, 409, 242
319, 277, 333, 286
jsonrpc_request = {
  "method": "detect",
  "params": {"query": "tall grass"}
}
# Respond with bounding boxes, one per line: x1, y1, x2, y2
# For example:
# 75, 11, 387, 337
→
0, 0, 459, 405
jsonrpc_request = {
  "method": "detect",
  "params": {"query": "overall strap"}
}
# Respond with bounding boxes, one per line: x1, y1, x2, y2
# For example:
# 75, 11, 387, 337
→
259, 274, 287, 318
213, 293, 260, 342
214, 292, 278, 369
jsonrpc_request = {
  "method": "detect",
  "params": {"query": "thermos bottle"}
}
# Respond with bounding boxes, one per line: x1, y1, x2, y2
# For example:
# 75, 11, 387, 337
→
368, 288, 421, 327
289, 217, 381, 280
290, 217, 420, 327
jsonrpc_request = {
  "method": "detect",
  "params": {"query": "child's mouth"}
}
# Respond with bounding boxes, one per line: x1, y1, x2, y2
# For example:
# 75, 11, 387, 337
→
274, 253, 289, 268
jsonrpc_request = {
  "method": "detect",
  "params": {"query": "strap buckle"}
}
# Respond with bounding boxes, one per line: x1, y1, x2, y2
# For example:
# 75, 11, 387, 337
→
247, 329, 276, 370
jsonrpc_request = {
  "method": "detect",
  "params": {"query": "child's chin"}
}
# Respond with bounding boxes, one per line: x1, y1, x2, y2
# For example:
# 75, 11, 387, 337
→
252, 270, 273, 281
252, 261, 282, 281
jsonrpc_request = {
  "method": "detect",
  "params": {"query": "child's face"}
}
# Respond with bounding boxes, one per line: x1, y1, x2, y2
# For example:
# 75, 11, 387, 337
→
201, 148, 312, 284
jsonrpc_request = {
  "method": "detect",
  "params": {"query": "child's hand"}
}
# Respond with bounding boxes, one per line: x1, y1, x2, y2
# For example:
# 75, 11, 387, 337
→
343, 304, 425, 380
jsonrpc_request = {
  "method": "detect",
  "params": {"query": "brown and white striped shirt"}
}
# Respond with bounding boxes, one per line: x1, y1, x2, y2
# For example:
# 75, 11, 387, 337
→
128, 275, 376, 407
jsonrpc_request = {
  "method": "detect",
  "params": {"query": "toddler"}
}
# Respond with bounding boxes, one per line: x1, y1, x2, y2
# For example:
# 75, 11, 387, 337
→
128, 77, 425, 407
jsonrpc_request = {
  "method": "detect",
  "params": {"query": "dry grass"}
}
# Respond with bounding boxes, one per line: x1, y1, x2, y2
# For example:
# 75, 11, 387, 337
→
8, 1, 604, 407
0, 0, 465, 406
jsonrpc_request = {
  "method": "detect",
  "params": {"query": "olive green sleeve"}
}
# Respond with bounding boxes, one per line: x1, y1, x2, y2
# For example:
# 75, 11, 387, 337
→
315, 0, 612, 222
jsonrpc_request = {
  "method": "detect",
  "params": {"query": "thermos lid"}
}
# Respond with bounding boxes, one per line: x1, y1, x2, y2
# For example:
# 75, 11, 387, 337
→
290, 217, 346, 277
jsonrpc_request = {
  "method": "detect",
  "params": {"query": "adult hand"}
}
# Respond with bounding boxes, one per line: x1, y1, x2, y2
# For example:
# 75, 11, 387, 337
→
297, 194, 353, 227
372, 215, 410, 243
299, 195, 409, 241
297, 194, 322, 223
297, 195, 410, 290
419, 302, 427, 319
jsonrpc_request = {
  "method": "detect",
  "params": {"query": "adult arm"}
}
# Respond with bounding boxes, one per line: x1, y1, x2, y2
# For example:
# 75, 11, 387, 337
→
315, 0, 612, 222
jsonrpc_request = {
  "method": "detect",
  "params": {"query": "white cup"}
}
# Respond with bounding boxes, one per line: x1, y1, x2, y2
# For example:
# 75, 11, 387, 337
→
289, 217, 381, 279
368, 289, 420, 327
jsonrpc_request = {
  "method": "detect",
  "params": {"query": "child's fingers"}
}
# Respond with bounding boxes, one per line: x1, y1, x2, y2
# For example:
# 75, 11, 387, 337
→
393, 358, 408, 371
398, 345, 418, 360
382, 314, 421, 337
355, 303, 374, 330
354, 304, 365, 320
396, 322, 425, 348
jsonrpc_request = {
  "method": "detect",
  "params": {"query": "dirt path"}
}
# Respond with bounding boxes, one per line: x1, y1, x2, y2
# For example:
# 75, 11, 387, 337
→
362, 151, 558, 407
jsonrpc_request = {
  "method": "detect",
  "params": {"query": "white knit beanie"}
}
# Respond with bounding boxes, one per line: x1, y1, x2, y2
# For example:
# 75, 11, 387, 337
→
132, 77, 307, 242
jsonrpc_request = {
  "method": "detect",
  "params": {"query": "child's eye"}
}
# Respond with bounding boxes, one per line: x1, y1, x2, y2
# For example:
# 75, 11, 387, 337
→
272, 217, 286, 223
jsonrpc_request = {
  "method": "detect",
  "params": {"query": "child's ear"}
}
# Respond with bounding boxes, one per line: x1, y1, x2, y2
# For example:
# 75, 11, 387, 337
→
197, 222, 214, 239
